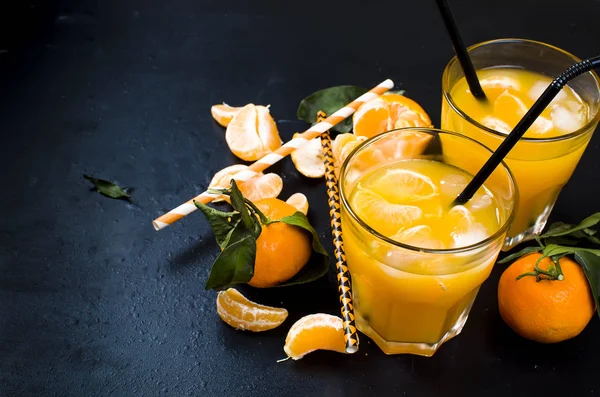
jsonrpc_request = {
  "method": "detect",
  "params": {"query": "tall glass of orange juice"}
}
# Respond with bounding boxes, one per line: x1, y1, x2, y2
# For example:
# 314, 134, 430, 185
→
442, 39, 600, 249
339, 128, 516, 356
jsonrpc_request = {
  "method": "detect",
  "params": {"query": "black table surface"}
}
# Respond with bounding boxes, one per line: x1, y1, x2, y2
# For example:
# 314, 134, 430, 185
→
2, 0, 600, 396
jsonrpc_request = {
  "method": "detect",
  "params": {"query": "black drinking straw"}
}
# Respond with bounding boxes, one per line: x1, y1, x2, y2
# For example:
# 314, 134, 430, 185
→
435, 0, 487, 100
453, 55, 600, 206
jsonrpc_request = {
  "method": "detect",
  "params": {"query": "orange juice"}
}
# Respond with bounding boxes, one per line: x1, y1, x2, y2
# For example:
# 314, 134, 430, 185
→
341, 153, 510, 356
443, 68, 593, 242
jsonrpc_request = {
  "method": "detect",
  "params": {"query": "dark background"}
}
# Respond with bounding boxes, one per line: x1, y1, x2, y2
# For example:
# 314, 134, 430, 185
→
1, 0, 600, 396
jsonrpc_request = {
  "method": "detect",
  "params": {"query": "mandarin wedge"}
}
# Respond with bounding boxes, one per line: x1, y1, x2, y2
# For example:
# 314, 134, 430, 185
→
226, 104, 282, 161
285, 193, 309, 215
216, 288, 288, 332
211, 103, 243, 127
331, 133, 367, 177
208, 164, 283, 203
353, 93, 432, 138
283, 313, 347, 360
290, 134, 325, 178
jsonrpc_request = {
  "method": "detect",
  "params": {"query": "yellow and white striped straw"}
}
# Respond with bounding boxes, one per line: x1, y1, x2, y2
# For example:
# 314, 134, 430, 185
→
153, 78, 394, 231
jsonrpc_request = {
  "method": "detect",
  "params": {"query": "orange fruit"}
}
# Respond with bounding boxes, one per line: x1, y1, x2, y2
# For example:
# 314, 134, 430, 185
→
211, 103, 243, 127
285, 193, 309, 215
225, 104, 282, 161
290, 134, 325, 178
353, 93, 432, 138
283, 313, 346, 360
216, 288, 288, 331
249, 198, 312, 288
498, 253, 595, 343
208, 164, 282, 203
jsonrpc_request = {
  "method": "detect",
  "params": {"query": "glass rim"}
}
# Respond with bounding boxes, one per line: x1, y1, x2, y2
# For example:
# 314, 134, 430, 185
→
339, 127, 518, 255
442, 38, 600, 143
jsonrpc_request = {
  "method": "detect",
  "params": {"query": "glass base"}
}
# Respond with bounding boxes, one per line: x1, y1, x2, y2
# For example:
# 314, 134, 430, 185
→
356, 302, 472, 357
503, 200, 555, 251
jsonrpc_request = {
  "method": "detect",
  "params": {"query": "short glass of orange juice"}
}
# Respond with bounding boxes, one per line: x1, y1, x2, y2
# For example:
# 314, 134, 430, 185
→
442, 38, 600, 249
339, 128, 517, 356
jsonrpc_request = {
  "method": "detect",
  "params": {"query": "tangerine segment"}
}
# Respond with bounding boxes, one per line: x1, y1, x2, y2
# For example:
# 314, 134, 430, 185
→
211, 103, 243, 127
208, 164, 283, 203
285, 193, 309, 215
331, 133, 367, 177
290, 134, 325, 178
350, 186, 423, 236
353, 93, 432, 138
284, 313, 346, 360
216, 288, 288, 332
368, 168, 438, 203
225, 104, 282, 161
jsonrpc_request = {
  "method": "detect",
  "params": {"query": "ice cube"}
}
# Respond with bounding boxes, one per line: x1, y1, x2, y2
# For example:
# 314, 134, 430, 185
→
451, 223, 488, 248
481, 116, 511, 134
448, 205, 489, 247
394, 225, 444, 249
528, 80, 567, 103
479, 76, 521, 92
440, 173, 469, 198
468, 192, 493, 210
530, 116, 553, 135
550, 103, 586, 132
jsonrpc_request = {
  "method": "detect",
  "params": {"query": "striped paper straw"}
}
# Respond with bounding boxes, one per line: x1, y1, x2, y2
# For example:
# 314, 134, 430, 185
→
318, 111, 359, 354
152, 78, 394, 231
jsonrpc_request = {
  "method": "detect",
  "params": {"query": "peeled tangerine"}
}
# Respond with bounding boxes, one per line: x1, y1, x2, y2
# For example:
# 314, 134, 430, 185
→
283, 314, 347, 360
216, 288, 288, 332
352, 93, 432, 138
331, 133, 367, 177
225, 104, 282, 161
208, 164, 282, 203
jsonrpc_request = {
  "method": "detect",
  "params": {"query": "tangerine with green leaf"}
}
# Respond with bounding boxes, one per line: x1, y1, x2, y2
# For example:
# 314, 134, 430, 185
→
498, 253, 595, 343
249, 198, 312, 288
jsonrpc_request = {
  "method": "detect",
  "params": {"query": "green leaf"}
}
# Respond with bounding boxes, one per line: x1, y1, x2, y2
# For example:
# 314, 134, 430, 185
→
228, 179, 258, 233
297, 85, 368, 133
574, 251, 600, 318
194, 201, 241, 249
83, 175, 130, 199
205, 223, 257, 290
541, 213, 600, 238
274, 212, 330, 287
497, 246, 541, 264
542, 244, 600, 258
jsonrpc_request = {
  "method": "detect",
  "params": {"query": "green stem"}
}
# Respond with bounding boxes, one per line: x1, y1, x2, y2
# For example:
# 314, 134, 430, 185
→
551, 256, 565, 281
518, 254, 564, 282
534, 234, 545, 249
243, 198, 272, 225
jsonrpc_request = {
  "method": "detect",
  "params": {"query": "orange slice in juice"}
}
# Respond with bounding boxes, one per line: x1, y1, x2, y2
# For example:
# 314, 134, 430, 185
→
369, 168, 438, 203
226, 104, 282, 161
351, 186, 423, 236
216, 288, 288, 332
353, 93, 432, 138
493, 90, 528, 128
283, 313, 346, 360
